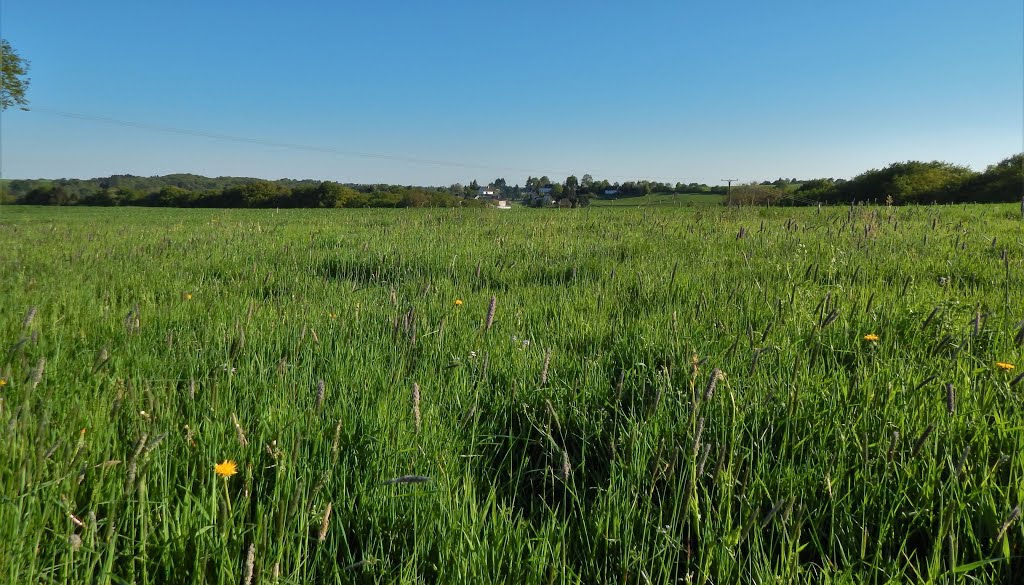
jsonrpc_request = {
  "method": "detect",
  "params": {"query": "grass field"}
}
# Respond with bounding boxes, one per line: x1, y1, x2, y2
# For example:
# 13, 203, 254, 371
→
589, 193, 724, 207
1, 204, 1022, 583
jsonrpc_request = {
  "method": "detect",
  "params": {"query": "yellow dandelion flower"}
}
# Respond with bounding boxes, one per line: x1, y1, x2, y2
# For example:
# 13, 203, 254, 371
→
863, 334, 880, 342
214, 460, 238, 478
329, 312, 337, 319
185, 293, 193, 300
995, 362, 1015, 371
455, 299, 463, 306
0, 378, 6, 387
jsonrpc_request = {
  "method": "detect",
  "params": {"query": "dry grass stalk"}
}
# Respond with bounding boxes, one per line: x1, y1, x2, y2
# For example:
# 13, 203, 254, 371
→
92, 347, 110, 374
995, 505, 1021, 542
954, 445, 971, 478
125, 433, 148, 488
696, 443, 712, 477
693, 417, 705, 456
318, 503, 332, 542
887, 430, 899, 462
540, 349, 551, 386
22, 306, 37, 330
331, 418, 344, 456
243, 543, 255, 585
485, 295, 497, 331
142, 432, 167, 456
412, 382, 421, 433
232, 413, 249, 447
911, 425, 934, 458
703, 369, 722, 401
30, 357, 45, 389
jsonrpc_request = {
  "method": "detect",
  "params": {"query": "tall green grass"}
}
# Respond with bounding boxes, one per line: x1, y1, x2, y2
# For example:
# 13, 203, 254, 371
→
0, 204, 1021, 583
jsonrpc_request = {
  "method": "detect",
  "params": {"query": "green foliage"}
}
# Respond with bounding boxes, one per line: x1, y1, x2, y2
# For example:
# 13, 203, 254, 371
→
949, 153, 1024, 203
7, 174, 476, 209
1, 204, 1022, 582
1, 39, 30, 110
833, 161, 977, 204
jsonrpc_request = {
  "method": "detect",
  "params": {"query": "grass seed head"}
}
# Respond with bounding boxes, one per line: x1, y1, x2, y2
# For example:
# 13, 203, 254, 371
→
22, 306, 37, 330
703, 369, 722, 401
485, 295, 497, 331
243, 543, 255, 585
29, 357, 45, 389
318, 502, 332, 542
232, 413, 249, 447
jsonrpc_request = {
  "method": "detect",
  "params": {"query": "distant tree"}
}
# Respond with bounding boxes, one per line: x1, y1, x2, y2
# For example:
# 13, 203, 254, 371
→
949, 153, 1023, 203
581, 174, 594, 193
1, 39, 30, 110
154, 185, 195, 207
469, 179, 480, 192
221, 181, 289, 207
835, 160, 976, 204
563, 175, 578, 203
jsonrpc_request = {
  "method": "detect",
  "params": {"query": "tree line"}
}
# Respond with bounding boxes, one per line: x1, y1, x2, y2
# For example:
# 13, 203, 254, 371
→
731, 154, 1022, 206
0, 173, 726, 209
2, 153, 1019, 209
1, 174, 489, 209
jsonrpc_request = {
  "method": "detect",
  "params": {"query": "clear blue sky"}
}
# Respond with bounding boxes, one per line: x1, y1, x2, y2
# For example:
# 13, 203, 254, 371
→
1, 0, 1021, 186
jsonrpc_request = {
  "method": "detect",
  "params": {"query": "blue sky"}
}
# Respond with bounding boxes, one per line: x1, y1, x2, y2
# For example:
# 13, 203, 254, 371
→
1, 0, 1021, 186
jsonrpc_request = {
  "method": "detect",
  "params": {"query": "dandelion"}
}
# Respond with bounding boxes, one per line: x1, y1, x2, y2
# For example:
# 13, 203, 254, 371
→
214, 460, 238, 478
995, 362, 1015, 371
0, 378, 6, 387
215, 459, 237, 515
863, 333, 880, 342
185, 293, 192, 300
454, 299, 463, 306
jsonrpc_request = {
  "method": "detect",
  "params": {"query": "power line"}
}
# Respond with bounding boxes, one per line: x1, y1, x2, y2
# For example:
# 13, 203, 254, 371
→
27, 106, 720, 185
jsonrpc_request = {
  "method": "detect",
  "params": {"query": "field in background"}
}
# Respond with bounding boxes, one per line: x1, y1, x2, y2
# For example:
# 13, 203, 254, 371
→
1, 204, 1022, 583
589, 193, 724, 207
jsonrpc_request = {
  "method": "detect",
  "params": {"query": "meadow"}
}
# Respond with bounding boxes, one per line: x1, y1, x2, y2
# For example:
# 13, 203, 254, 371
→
0, 203, 1021, 584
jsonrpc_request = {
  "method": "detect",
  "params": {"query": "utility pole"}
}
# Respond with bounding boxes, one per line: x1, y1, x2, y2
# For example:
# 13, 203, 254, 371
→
722, 179, 738, 206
